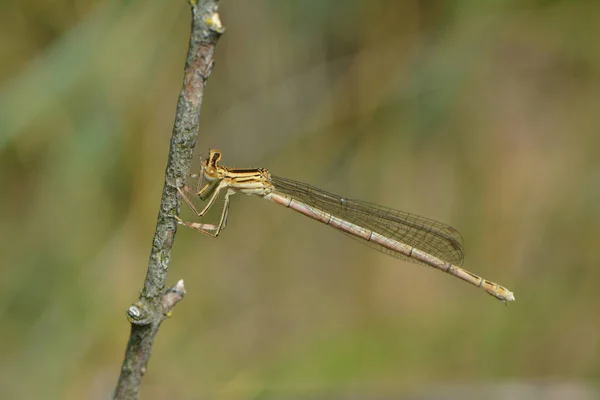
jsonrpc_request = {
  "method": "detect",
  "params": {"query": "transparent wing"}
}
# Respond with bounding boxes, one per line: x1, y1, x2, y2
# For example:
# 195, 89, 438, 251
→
271, 175, 464, 266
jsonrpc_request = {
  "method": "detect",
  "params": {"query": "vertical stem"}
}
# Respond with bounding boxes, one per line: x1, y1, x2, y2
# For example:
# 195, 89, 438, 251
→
112, 1, 224, 399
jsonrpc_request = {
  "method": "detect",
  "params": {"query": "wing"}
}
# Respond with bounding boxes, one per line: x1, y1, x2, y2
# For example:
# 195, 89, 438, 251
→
270, 175, 464, 266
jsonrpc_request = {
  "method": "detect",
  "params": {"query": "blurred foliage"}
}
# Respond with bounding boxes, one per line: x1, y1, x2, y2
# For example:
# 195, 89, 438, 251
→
1, 0, 599, 399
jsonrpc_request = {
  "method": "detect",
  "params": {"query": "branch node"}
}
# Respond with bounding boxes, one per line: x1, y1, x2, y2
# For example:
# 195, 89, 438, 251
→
126, 302, 152, 325
205, 12, 225, 34
162, 279, 187, 317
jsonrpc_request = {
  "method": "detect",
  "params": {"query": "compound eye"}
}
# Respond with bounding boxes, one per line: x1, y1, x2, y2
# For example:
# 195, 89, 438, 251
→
209, 149, 222, 163
203, 166, 218, 180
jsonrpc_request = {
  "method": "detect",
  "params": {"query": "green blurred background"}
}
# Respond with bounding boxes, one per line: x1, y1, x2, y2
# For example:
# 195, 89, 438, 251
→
1, 0, 599, 399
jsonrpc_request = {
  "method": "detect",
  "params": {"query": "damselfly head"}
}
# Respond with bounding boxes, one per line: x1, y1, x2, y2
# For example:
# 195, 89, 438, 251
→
203, 149, 223, 181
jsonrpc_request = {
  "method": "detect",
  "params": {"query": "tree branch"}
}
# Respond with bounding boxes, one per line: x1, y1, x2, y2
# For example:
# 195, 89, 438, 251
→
112, 1, 224, 399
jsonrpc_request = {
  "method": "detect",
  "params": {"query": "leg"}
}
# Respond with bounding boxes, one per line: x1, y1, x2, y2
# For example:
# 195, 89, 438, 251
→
175, 216, 221, 237
176, 189, 234, 238
177, 156, 213, 213
178, 180, 223, 217
194, 159, 204, 194
215, 189, 234, 234
187, 153, 205, 194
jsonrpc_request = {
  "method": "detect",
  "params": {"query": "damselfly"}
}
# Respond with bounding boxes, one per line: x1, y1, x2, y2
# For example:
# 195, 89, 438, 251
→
176, 149, 515, 303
